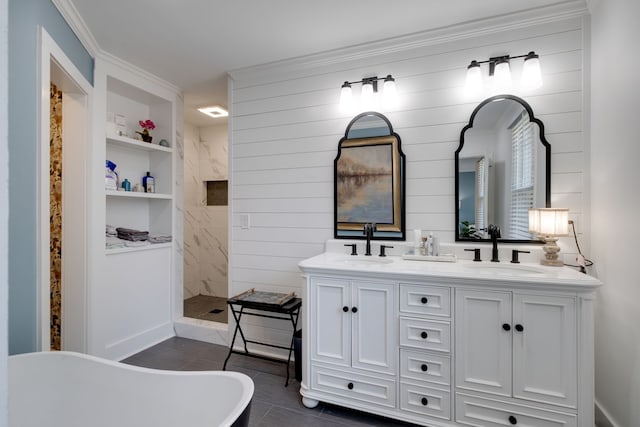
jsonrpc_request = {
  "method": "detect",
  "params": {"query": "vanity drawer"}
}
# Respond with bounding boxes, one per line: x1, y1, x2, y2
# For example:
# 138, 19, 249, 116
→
400, 348, 450, 386
311, 365, 396, 408
400, 284, 451, 317
455, 393, 577, 427
399, 317, 451, 352
400, 382, 451, 420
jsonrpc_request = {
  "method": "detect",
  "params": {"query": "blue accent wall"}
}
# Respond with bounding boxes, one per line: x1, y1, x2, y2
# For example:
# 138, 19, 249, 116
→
8, 0, 93, 354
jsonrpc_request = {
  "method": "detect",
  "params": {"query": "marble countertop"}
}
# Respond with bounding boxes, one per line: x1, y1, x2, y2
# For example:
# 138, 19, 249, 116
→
298, 245, 602, 291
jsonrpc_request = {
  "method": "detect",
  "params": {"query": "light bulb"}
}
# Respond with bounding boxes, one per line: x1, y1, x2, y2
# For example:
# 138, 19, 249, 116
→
339, 82, 353, 113
493, 58, 511, 92
465, 61, 482, 95
522, 51, 542, 90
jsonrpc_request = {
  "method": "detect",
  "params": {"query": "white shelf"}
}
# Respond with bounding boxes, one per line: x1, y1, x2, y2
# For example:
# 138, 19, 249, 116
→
106, 190, 172, 200
106, 134, 172, 153
106, 242, 172, 255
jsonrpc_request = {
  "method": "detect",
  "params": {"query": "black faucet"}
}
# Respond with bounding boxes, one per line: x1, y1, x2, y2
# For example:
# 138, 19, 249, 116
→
487, 224, 501, 262
363, 223, 376, 256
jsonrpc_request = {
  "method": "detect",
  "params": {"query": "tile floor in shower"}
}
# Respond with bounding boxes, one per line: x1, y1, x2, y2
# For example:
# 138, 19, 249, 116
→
183, 294, 228, 323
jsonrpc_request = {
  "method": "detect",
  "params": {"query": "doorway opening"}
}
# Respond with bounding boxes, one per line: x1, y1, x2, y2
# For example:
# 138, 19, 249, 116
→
182, 123, 229, 327
39, 28, 92, 352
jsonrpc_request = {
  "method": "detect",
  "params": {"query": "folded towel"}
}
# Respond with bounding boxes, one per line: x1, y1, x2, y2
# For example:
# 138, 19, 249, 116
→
106, 224, 117, 236
116, 227, 148, 236
149, 235, 172, 243
124, 240, 150, 247
106, 235, 126, 249
116, 227, 149, 241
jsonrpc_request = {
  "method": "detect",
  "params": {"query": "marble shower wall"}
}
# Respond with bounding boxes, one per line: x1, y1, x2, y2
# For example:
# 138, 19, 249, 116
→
183, 123, 228, 299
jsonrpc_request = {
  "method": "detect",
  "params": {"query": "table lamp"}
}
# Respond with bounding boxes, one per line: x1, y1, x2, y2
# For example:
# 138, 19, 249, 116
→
528, 208, 569, 266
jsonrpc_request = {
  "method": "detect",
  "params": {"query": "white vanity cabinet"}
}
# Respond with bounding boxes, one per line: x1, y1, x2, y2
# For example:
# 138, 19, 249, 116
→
455, 290, 576, 407
299, 250, 600, 427
307, 276, 397, 408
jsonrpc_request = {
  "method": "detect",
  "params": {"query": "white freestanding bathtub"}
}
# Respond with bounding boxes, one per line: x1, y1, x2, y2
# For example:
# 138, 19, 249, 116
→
9, 351, 254, 427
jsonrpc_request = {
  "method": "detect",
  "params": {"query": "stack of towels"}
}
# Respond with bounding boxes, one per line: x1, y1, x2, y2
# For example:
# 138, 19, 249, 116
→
116, 227, 149, 241
106, 225, 172, 249
106, 225, 125, 249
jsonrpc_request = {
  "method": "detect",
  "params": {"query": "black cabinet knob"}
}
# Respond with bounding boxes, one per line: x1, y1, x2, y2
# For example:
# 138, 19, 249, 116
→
342, 306, 349, 312
421, 297, 428, 304
421, 364, 428, 372
420, 331, 428, 339
502, 323, 511, 331
347, 382, 354, 390
508, 415, 517, 425
351, 306, 358, 313
515, 324, 524, 332
421, 397, 428, 406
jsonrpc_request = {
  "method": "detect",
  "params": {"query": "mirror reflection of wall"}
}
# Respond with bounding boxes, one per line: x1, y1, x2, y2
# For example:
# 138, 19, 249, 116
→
456, 95, 550, 242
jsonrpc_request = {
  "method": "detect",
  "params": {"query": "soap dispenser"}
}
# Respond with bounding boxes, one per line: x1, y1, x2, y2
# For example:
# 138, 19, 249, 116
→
143, 171, 155, 193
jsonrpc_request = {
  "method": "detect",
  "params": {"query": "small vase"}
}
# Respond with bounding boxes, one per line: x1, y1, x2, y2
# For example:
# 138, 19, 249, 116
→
136, 130, 153, 143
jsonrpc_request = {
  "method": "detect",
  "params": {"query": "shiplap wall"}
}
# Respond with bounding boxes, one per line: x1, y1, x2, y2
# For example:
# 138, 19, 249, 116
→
228, 12, 587, 352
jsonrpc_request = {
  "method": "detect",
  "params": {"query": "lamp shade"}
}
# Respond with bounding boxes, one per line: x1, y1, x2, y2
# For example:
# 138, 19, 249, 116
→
382, 75, 397, 108
465, 60, 482, 95
361, 81, 375, 108
493, 59, 511, 91
522, 51, 542, 90
528, 208, 569, 236
339, 82, 353, 112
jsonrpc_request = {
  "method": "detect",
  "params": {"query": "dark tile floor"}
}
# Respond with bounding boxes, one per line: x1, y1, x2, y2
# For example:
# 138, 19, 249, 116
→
122, 337, 420, 427
184, 295, 228, 323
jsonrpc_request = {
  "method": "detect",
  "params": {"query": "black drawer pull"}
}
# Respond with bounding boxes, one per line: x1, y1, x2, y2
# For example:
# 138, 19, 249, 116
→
508, 415, 517, 425
502, 323, 511, 331
342, 306, 349, 312
421, 364, 428, 372
351, 306, 358, 313
421, 297, 428, 304
347, 382, 354, 390
515, 324, 524, 332
420, 331, 428, 339
421, 397, 428, 406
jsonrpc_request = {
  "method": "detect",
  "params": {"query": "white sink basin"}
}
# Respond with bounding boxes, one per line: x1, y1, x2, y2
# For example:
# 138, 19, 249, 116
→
340, 256, 395, 267
462, 263, 546, 276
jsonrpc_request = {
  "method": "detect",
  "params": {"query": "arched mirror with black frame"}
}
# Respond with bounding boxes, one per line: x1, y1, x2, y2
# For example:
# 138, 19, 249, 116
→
455, 95, 551, 243
334, 112, 406, 241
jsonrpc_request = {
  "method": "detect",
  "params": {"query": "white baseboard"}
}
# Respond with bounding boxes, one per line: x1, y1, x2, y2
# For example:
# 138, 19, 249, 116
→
173, 317, 229, 346
595, 400, 618, 427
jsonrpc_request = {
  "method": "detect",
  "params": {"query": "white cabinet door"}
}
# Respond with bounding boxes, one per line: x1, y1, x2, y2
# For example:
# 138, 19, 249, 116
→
352, 281, 396, 374
310, 277, 350, 366
513, 294, 577, 407
455, 289, 512, 397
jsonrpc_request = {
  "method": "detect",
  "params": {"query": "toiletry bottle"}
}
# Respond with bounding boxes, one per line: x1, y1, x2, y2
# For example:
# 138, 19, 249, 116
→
432, 234, 439, 256
426, 232, 434, 256
143, 171, 155, 193
122, 178, 131, 192
105, 160, 118, 190
413, 229, 422, 255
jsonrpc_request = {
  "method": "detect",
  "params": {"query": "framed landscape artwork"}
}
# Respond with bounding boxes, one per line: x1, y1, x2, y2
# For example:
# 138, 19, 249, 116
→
335, 135, 402, 234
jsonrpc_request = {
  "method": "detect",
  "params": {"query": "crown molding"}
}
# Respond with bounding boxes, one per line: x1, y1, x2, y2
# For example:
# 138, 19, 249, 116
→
97, 50, 182, 96
52, 0, 181, 95
230, 0, 589, 82
51, 0, 100, 57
